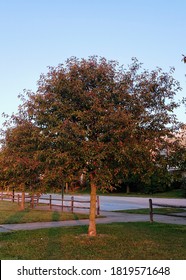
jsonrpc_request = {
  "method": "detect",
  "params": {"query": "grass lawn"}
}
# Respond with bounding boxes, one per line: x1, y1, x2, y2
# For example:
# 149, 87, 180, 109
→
115, 207, 186, 215
0, 222, 186, 260
106, 189, 186, 198
0, 201, 89, 224
68, 188, 186, 198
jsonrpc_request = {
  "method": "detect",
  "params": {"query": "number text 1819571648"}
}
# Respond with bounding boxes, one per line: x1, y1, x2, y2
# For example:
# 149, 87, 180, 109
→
110, 267, 170, 276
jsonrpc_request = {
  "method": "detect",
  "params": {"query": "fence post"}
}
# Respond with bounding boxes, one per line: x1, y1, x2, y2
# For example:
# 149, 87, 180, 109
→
49, 195, 52, 210
71, 196, 74, 213
149, 199, 153, 223
97, 195, 100, 216
18, 194, 20, 205
31, 195, 34, 209
12, 187, 15, 203
61, 196, 64, 212
37, 194, 40, 205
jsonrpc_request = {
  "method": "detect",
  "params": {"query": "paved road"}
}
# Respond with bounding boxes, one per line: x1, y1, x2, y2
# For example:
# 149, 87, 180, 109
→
99, 196, 186, 211
40, 193, 186, 211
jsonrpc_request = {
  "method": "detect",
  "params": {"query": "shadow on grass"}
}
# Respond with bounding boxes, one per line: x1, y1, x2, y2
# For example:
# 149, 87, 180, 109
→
72, 213, 80, 220
4, 209, 28, 224
52, 211, 61, 221
51, 210, 81, 221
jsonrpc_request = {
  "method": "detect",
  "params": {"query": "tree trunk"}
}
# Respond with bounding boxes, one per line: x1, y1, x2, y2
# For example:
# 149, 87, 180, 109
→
126, 185, 130, 194
88, 181, 97, 236
20, 191, 25, 210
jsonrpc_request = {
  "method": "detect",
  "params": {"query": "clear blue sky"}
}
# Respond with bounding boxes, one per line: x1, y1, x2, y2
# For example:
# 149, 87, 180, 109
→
0, 0, 186, 128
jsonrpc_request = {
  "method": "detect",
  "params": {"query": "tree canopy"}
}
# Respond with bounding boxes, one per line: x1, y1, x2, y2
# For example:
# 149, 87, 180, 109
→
0, 121, 42, 192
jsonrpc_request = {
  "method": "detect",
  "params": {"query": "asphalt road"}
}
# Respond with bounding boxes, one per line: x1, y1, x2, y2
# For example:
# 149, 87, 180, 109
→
40, 194, 186, 211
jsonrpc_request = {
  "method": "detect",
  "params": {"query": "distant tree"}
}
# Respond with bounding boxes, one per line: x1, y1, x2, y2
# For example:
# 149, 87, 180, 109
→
182, 54, 186, 63
168, 130, 186, 195
0, 121, 43, 209
2, 56, 182, 235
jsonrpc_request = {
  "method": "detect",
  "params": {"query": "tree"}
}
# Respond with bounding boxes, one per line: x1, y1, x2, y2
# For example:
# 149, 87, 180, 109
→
167, 125, 186, 195
2, 56, 182, 235
182, 54, 186, 63
0, 121, 43, 209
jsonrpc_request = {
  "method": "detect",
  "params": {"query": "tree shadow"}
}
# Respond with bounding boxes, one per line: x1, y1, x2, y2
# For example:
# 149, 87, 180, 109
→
72, 212, 80, 220
51, 211, 60, 221
51, 210, 80, 221
4, 209, 29, 224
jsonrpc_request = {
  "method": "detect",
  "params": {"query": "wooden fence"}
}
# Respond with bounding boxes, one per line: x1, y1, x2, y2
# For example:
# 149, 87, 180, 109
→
149, 198, 186, 223
0, 192, 100, 215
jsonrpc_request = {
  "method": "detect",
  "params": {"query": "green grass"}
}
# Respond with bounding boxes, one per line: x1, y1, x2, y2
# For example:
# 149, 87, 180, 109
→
66, 188, 186, 198
115, 207, 186, 215
0, 201, 89, 224
147, 189, 186, 198
107, 189, 186, 198
0, 222, 186, 260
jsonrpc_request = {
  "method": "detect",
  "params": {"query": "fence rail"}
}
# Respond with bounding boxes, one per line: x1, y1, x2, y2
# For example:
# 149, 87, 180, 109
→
0, 192, 100, 215
149, 199, 186, 223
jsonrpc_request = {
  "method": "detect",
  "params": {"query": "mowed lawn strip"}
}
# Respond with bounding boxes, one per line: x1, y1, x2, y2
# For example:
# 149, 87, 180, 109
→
0, 222, 186, 260
114, 208, 186, 215
0, 201, 89, 224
